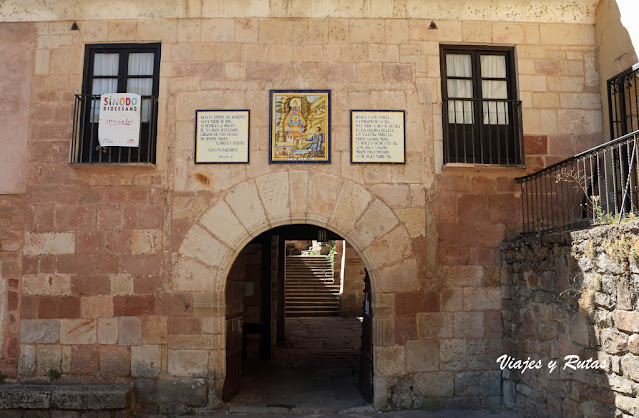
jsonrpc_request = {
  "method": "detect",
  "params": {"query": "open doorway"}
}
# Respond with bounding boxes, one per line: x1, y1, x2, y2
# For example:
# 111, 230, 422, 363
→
222, 224, 373, 412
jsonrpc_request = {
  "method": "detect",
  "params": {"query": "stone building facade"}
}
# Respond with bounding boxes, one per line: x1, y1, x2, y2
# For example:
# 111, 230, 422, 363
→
0, 0, 636, 412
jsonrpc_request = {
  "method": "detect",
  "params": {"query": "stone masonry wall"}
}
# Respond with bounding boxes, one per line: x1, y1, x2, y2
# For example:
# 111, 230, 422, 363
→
0, 2, 608, 411
502, 221, 639, 417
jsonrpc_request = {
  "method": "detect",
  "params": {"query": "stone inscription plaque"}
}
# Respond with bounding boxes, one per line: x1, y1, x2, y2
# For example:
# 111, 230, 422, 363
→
350, 110, 405, 164
195, 110, 250, 164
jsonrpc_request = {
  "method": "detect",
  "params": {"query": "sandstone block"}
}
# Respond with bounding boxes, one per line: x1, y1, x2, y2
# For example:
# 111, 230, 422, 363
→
143, 316, 168, 344
110, 274, 134, 296
119, 316, 142, 346
463, 288, 501, 311
168, 334, 215, 350
131, 229, 161, 254
256, 172, 290, 223
454, 312, 484, 338
224, 181, 267, 232
200, 201, 249, 248
24, 232, 74, 255
114, 295, 155, 316
202, 19, 234, 42
23, 274, 72, 296
350, 20, 384, 43
60, 319, 96, 345
329, 181, 373, 233
442, 266, 483, 288
440, 338, 467, 371
289, 171, 309, 218
156, 293, 193, 316
98, 318, 118, 345
180, 225, 227, 267
131, 345, 161, 377
417, 312, 453, 339
307, 174, 342, 221
413, 371, 455, 398
466, 339, 503, 370
455, 371, 501, 397
20, 320, 59, 344
375, 346, 406, 377
173, 258, 218, 292
168, 350, 209, 377
539, 24, 595, 46
351, 199, 398, 250
81, 296, 113, 318
36, 345, 62, 376
137, 19, 177, 42
107, 21, 136, 41
70, 345, 99, 376
18, 345, 36, 376
406, 339, 439, 372
378, 259, 421, 293
462, 21, 492, 42
363, 227, 413, 270
136, 378, 208, 409
100, 346, 131, 378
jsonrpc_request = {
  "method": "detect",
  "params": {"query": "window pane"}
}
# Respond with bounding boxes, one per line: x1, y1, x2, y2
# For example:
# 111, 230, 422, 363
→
448, 101, 473, 124
482, 80, 508, 99
446, 54, 472, 77
91, 78, 118, 122
128, 53, 155, 76
483, 101, 509, 125
127, 78, 153, 96
480, 55, 506, 78
92, 78, 118, 95
93, 53, 119, 76
447, 79, 473, 98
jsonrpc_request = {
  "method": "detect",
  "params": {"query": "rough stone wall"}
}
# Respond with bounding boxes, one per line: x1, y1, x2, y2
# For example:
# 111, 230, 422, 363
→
0, 2, 609, 411
502, 222, 639, 417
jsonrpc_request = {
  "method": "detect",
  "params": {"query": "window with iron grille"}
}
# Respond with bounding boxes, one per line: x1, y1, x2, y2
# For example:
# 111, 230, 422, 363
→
608, 63, 639, 140
70, 43, 161, 164
441, 45, 523, 166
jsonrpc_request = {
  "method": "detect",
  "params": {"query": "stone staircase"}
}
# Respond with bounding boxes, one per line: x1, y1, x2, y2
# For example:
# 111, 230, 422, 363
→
285, 256, 340, 317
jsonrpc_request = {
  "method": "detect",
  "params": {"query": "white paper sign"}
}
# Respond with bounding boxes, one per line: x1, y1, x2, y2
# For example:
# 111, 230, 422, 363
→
98, 93, 141, 147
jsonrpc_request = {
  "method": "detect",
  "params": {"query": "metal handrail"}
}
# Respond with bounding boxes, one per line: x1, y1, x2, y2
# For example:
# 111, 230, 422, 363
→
517, 129, 639, 234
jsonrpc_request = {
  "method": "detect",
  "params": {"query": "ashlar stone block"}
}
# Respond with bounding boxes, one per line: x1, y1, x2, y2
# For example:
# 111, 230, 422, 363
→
172, 258, 218, 292
256, 172, 290, 223
131, 345, 162, 377
329, 181, 373, 233
168, 349, 209, 377
98, 318, 118, 345
200, 201, 248, 248
24, 232, 74, 255
20, 320, 59, 344
406, 339, 439, 372
224, 181, 268, 232
180, 224, 227, 267
60, 319, 96, 345
119, 316, 142, 346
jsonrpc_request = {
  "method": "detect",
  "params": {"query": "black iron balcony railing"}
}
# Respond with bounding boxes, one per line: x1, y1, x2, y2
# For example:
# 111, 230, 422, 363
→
516, 130, 639, 234
443, 98, 524, 166
69, 94, 158, 164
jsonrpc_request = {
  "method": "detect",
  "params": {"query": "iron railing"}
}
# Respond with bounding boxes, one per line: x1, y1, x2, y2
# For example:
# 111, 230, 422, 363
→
70, 94, 158, 164
443, 98, 523, 166
608, 63, 639, 139
516, 130, 639, 234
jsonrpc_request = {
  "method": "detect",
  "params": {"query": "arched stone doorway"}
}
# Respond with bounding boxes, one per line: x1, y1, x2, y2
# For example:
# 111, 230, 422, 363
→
173, 172, 419, 407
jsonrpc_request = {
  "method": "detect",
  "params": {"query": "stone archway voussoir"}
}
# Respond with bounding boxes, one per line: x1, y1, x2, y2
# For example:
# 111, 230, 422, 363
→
255, 172, 291, 224
328, 181, 374, 234
349, 199, 400, 251
199, 200, 250, 249
223, 181, 270, 234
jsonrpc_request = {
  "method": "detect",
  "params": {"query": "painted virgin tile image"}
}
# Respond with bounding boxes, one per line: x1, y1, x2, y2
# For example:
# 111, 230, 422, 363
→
269, 90, 330, 163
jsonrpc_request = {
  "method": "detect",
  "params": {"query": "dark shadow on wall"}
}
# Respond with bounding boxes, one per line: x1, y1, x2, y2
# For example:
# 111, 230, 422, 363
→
501, 221, 639, 417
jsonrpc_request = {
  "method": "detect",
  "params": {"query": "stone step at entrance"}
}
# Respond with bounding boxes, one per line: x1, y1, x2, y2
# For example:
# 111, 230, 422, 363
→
285, 256, 339, 317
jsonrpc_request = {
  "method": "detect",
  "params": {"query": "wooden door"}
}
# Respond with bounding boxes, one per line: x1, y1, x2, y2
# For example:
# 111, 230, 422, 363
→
359, 271, 373, 402
223, 254, 245, 402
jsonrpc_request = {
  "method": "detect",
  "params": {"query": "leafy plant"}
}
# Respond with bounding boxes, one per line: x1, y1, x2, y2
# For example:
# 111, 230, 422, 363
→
48, 369, 62, 383
325, 240, 337, 270
556, 170, 618, 226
